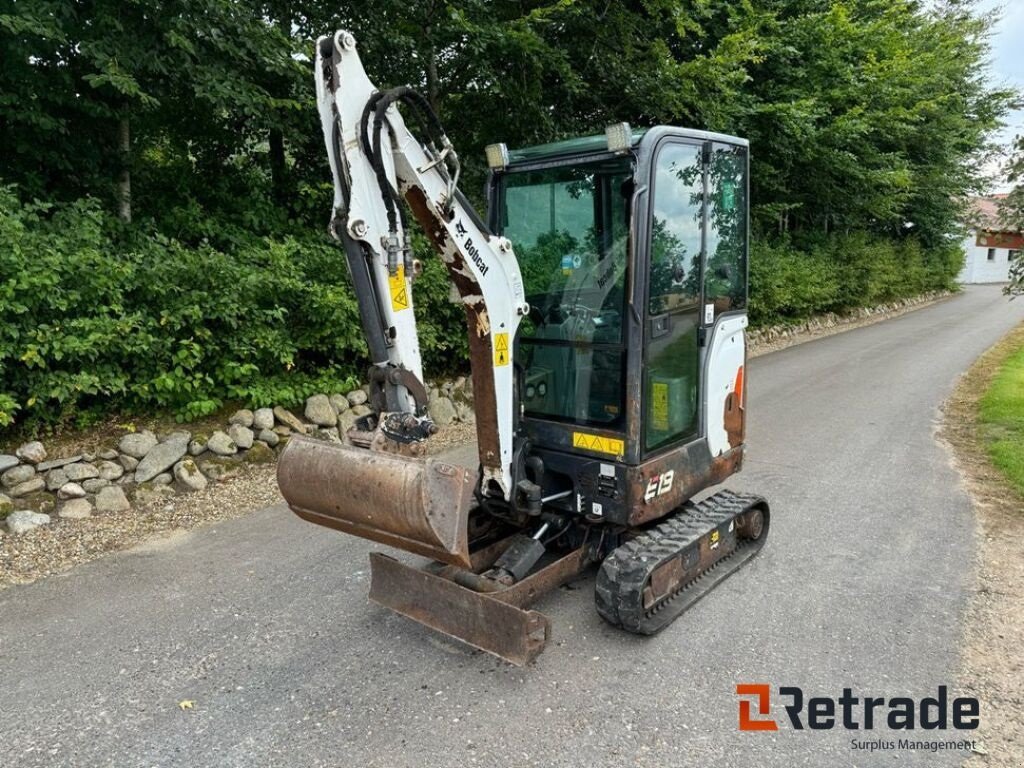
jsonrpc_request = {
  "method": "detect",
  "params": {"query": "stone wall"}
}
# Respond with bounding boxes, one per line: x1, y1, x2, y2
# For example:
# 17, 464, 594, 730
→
1, 379, 476, 536
747, 290, 952, 356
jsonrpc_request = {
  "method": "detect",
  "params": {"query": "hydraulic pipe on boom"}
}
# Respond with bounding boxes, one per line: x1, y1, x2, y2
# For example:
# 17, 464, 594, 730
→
315, 29, 527, 498
278, 30, 530, 569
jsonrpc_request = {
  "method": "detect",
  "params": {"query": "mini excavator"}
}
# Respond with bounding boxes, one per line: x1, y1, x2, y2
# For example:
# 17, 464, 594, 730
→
277, 30, 770, 665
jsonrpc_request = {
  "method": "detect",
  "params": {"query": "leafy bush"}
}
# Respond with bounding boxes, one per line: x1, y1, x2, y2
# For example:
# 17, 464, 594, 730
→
749, 233, 961, 326
0, 188, 463, 429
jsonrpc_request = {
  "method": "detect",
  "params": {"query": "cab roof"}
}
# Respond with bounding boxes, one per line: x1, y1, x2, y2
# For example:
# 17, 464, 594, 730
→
507, 128, 648, 164
505, 126, 748, 167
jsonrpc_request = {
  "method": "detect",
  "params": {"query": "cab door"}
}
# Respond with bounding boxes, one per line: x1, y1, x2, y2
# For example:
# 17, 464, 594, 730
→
643, 141, 704, 454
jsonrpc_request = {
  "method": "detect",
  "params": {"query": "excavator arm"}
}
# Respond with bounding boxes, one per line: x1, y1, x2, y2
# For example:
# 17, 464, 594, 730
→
314, 30, 527, 499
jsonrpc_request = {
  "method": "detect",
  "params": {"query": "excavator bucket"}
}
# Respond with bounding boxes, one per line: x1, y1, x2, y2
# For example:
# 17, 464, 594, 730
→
277, 436, 477, 567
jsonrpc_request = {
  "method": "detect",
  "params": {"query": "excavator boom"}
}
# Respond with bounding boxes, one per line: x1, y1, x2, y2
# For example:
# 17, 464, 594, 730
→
278, 30, 529, 568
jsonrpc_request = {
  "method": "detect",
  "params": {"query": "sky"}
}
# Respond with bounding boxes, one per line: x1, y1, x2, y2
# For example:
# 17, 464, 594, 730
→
977, 0, 1024, 190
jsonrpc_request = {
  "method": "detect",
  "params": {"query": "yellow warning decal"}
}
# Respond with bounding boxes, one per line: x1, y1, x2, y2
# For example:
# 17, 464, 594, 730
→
494, 332, 509, 367
572, 431, 625, 458
389, 265, 409, 312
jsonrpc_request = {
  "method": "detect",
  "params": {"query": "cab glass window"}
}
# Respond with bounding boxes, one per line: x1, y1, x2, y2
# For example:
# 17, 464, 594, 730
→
498, 156, 632, 426
705, 144, 748, 316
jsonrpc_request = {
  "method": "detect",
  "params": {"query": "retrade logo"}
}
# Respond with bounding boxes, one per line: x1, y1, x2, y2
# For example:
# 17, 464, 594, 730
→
735, 684, 979, 732
736, 684, 778, 731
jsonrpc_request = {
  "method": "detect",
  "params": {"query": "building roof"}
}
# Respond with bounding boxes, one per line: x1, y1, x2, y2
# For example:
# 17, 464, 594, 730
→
965, 194, 1012, 231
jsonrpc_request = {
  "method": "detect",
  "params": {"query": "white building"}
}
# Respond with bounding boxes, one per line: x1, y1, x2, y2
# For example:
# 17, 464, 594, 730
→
958, 194, 1020, 284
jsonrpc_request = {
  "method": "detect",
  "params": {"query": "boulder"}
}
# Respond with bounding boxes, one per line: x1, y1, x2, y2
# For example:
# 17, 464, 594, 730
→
132, 484, 175, 506
97, 461, 124, 481
98, 449, 119, 461
0, 455, 18, 473
9, 476, 46, 497
252, 407, 275, 431
151, 472, 173, 486
1, 464, 36, 488
57, 482, 87, 500
59, 498, 93, 520
119, 454, 140, 472
82, 477, 110, 493
454, 401, 475, 424
198, 456, 243, 482
45, 468, 69, 492
95, 486, 131, 513
338, 409, 359, 434
18, 491, 55, 515
38, 452, 84, 471
188, 439, 207, 456
346, 389, 368, 407
311, 427, 342, 444
5, 510, 50, 534
257, 429, 279, 447
329, 394, 350, 414
227, 424, 254, 450
15, 441, 46, 464
119, 430, 158, 459
0, 493, 12, 516
207, 431, 237, 456
305, 394, 338, 427
173, 459, 208, 492
64, 462, 100, 482
245, 441, 275, 464
428, 396, 457, 427
351, 404, 372, 418
229, 409, 255, 428
273, 425, 292, 437
273, 406, 307, 434
134, 433, 189, 483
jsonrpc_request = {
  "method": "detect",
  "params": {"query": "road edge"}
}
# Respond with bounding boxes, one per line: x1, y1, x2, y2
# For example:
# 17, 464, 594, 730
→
749, 290, 956, 358
940, 322, 1024, 767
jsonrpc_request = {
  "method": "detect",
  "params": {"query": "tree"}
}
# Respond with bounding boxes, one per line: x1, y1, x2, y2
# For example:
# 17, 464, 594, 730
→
0, 0, 304, 223
1002, 134, 1024, 297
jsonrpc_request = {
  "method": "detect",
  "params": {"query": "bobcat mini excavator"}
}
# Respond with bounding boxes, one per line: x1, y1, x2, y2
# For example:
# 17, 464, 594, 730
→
277, 30, 770, 665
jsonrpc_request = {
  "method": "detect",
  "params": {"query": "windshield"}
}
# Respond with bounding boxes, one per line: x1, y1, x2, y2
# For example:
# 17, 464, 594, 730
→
498, 156, 633, 427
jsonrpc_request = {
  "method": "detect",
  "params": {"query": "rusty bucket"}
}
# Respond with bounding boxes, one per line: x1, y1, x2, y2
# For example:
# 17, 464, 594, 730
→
277, 436, 477, 567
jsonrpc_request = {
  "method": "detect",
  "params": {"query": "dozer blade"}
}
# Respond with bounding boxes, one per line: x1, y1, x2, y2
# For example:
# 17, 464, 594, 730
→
277, 436, 477, 567
368, 553, 550, 666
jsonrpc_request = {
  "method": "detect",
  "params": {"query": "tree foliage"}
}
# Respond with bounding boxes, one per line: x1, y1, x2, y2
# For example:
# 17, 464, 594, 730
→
0, 0, 1016, 428
1000, 134, 1024, 297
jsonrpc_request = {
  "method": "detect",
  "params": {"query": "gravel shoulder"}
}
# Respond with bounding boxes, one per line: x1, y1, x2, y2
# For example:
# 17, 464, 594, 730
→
942, 323, 1024, 767
0, 422, 477, 588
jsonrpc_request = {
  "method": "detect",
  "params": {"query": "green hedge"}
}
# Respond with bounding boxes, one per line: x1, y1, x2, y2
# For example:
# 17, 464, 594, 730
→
749, 233, 962, 326
0, 189, 962, 430
0, 189, 465, 429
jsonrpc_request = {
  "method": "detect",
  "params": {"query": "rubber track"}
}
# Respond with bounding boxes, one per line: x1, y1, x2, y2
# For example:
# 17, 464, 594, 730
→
595, 489, 769, 635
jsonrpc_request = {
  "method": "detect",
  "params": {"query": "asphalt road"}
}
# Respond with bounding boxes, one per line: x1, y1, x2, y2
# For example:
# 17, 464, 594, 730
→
2, 285, 1022, 768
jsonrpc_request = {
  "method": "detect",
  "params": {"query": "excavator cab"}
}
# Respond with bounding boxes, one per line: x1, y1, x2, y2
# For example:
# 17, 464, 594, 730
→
483, 126, 753, 528
277, 32, 768, 665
